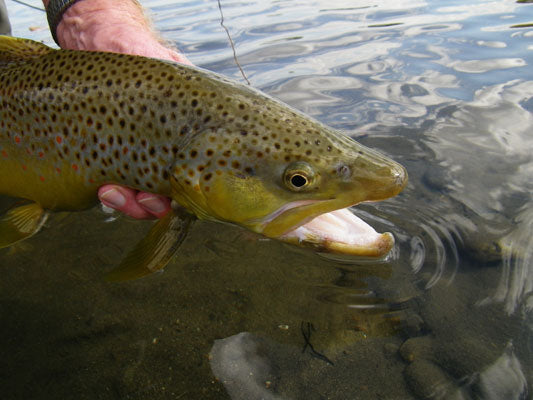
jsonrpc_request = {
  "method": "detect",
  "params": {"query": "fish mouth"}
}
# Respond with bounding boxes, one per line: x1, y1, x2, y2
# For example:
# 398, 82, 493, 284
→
281, 208, 394, 257
259, 201, 395, 258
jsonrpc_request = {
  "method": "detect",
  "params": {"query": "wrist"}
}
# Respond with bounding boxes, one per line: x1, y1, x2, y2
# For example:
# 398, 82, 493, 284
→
51, 0, 150, 50
45, 0, 192, 64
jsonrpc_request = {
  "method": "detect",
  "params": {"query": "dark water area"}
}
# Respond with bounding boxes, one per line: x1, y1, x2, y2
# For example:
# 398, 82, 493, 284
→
2, 0, 533, 399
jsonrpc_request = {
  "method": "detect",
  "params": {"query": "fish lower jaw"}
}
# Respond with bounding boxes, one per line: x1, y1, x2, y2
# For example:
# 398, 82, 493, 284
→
279, 208, 395, 258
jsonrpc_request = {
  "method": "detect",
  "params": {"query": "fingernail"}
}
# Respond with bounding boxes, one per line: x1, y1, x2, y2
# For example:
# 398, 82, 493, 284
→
100, 188, 126, 208
138, 196, 167, 213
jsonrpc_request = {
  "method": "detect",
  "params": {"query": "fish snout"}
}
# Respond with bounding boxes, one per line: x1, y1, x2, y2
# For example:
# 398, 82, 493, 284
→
349, 157, 408, 203
373, 161, 408, 201
390, 162, 408, 194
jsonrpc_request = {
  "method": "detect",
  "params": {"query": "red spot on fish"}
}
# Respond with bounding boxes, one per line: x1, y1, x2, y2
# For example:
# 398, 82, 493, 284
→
26, 148, 31, 155
1, 150, 7, 158
89, 178, 95, 184
72, 164, 79, 171
38, 151, 44, 158
14, 136, 21, 144
56, 167, 61, 173
39, 176, 45, 182
22, 165, 27, 171
56, 136, 62, 144
122, 147, 129, 155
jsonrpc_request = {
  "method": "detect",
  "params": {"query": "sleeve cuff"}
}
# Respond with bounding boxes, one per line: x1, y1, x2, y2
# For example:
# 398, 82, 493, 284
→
46, 0, 82, 45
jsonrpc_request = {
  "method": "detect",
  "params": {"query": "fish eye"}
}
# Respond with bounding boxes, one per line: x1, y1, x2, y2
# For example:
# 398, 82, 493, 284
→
283, 162, 316, 191
290, 174, 308, 188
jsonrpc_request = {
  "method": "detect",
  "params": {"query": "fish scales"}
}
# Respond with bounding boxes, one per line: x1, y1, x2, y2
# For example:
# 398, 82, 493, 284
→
1, 44, 355, 211
0, 37, 407, 274
1, 49, 233, 209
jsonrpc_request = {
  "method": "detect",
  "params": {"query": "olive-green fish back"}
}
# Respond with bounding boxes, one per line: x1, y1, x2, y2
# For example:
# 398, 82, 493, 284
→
0, 35, 53, 66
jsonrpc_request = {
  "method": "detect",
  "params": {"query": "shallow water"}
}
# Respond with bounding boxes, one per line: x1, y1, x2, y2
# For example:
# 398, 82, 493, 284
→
2, 0, 533, 399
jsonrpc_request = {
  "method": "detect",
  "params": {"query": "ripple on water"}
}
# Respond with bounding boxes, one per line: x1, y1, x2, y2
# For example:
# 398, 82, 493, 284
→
451, 57, 527, 73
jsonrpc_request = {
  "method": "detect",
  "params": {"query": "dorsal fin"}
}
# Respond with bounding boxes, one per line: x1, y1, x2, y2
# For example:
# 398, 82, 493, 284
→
0, 36, 54, 65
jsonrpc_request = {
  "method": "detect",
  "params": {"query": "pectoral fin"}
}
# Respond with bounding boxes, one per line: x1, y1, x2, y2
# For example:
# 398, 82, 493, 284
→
0, 203, 48, 248
105, 207, 195, 282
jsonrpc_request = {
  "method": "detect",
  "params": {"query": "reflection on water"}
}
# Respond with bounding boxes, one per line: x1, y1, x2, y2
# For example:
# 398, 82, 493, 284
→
2, 0, 533, 399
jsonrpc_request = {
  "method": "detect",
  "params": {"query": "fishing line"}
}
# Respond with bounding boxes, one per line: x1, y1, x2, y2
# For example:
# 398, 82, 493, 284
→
9, 0, 44, 12
216, 0, 251, 85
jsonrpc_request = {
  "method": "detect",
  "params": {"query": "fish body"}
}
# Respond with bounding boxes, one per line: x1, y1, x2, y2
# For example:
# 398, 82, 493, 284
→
0, 36, 407, 279
1, 38, 211, 210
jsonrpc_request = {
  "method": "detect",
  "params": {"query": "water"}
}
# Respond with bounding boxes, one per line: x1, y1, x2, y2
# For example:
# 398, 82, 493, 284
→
2, 0, 533, 399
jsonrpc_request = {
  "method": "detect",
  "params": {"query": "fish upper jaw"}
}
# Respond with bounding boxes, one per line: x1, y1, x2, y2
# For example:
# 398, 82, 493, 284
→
254, 199, 323, 229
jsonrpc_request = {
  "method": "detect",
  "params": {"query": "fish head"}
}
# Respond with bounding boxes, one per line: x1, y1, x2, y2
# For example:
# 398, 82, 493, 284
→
170, 95, 407, 258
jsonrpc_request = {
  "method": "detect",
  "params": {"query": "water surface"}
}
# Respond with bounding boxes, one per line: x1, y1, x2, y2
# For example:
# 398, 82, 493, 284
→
2, 0, 533, 399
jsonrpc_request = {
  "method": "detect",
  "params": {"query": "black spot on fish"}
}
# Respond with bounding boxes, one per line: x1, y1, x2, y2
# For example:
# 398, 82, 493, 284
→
244, 167, 254, 176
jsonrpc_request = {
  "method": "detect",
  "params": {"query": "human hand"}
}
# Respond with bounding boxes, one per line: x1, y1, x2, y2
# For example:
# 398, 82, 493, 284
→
45, 0, 191, 218
55, 0, 192, 65
98, 187, 171, 219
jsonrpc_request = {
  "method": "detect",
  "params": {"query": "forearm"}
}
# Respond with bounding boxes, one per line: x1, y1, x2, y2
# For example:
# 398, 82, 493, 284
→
42, 0, 191, 63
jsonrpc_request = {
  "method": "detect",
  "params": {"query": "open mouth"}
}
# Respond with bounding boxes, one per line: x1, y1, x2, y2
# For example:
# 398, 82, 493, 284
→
259, 201, 395, 258
279, 208, 394, 257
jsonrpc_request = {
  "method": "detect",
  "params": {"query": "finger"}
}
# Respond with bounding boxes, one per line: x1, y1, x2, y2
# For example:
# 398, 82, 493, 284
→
136, 192, 171, 219
98, 185, 154, 219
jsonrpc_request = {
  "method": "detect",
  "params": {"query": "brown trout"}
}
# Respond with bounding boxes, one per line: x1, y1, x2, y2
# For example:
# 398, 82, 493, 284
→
0, 36, 407, 280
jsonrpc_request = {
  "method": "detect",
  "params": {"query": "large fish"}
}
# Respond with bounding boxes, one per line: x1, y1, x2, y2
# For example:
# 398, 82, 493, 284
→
0, 36, 407, 280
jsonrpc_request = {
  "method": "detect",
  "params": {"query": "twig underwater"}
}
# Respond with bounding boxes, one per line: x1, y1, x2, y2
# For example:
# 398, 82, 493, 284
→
10, 0, 44, 12
301, 322, 335, 366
